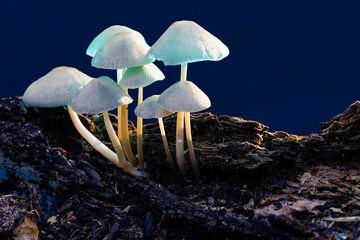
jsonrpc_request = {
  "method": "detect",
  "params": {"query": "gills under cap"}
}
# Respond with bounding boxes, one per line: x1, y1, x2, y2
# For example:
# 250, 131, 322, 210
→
92, 32, 153, 70
119, 63, 165, 89
86, 25, 145, 57
134, 95, 173, 119
22, 66, 92, 108
147, 20, 229, 66
70, 76, 133, 114
158, 81, 211, 112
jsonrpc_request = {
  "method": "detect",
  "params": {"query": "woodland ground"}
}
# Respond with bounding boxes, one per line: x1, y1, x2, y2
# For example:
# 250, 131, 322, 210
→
0, 97, 359, 239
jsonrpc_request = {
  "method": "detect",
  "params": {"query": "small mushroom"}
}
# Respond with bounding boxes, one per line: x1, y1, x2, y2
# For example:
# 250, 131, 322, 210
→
134, 95, 175, 171
22, 67, 120, 169
70, 76, 145, 177
119, 63, 165, 168
158, 81, 210, 176
147, 20, 228, 176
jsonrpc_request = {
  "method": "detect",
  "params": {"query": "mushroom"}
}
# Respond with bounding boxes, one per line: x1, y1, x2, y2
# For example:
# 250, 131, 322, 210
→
158, 81, 210, 176
119, 63, 165, 168
70, 76, 146, 177
146, 20, 229, 176
134, 95, 175, 171
91, 31, 154, 166
22, 67, 120, 168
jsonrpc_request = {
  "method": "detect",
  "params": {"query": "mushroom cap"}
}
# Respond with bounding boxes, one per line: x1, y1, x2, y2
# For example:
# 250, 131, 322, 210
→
135, 95, 173, 119
147, 20, 229, 66
86, 25, 145, 57
92, 32, 154, 70
70, 76, 133, 114
22, 66, 92, 108
118, 63, 165, 89
158, 81, 211, 112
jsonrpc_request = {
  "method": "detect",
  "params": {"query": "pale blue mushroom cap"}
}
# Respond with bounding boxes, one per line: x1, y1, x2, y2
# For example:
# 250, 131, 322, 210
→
147, 20, 229, 66
86, 25, 145, 57
22, 66, 92, 108
70, 76, 133, 114
134, 95, 173, 119
158, 81, 211, 112
92, 32, 154, 70
119, 63, 165, 89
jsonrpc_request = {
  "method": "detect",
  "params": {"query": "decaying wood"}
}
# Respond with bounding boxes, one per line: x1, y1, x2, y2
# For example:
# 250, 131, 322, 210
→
0, 97, 359, 239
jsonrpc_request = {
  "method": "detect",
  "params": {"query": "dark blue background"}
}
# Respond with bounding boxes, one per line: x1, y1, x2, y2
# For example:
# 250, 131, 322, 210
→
1, 0, 360, 135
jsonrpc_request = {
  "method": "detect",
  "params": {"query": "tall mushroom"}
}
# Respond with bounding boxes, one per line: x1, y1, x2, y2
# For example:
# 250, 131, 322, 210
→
134, 95, 175, 172
91, 32, 154, 166
146, 20, 229, 176
70, 76, 145, 177
87, 25, 144, 144
119, 63, 165, 168
22, 67, 120, 168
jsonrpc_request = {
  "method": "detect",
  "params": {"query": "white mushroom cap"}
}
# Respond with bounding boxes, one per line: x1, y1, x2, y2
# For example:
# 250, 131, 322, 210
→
118, 63, 165, 89
22, 66, 92, 108
70, 76, 133, 114
134, 95, 173, 119
92, 32, 154, 70
158, 81, 211, 112
147, 20, 229, 66
86, 25, 145, 57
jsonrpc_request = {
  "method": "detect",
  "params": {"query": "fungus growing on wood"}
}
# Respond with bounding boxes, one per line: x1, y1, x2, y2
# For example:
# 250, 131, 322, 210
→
70, 76, 145, 177
147, 20, 229, 176
22, 67, 120, 170
158, 81, 210, 176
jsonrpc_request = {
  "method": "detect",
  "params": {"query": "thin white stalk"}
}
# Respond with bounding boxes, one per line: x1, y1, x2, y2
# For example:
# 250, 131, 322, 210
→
103, 112, 146, 177
137, 87, 144, 168
117, 107, 122, 141
184, 112, 200, 177
67, 106, 120, 166
175, 63, 188, 175
176, 111, 186, 174
158, 117, 175, 172
181, 63, 187, 81
117, 69, 123, 140
121, 87, 137, 165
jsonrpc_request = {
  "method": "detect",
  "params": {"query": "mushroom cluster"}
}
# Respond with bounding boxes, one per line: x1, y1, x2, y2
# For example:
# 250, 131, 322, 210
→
22, 21, 229, 178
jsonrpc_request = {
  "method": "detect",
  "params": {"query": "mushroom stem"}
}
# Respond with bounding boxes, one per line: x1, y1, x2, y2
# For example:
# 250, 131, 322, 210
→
181, 63, 187, 81
158, 117, 175, 172
116, 69, 123, 140
67, 106, 120, 166
103, 112, 146, 177
184, 112, 200, 177
121, 87, 137, 165
176, 111, 186, 175
174, 63, 188, 175
137, 87, 144, 168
